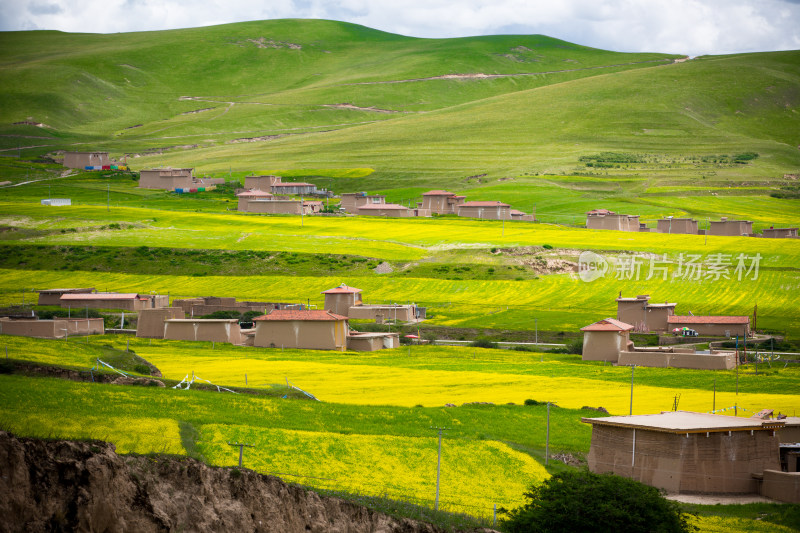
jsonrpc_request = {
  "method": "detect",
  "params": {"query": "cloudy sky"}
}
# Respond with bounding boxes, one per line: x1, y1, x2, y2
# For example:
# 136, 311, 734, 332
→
2, 0, 799, 56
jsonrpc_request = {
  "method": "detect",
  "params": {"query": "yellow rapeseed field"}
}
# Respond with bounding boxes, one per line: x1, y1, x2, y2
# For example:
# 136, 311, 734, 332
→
200, 424, 548, 517
148, 353, 799, 416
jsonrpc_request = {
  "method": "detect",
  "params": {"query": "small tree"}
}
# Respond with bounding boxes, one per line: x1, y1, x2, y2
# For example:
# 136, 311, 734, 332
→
502, 469, 695, 533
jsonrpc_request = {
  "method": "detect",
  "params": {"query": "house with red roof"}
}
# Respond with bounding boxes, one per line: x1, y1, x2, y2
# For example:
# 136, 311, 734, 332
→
420, 190, 465, 215
580, 318, 635, 363
668, 315, 750, 337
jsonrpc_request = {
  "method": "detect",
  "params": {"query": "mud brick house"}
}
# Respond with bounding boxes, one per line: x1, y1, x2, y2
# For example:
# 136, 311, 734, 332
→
162, 318, 242, 344
616, 294, 677, 332
420, 190, 465, 215
457, 201, 511, 220
340, 192, 386, 214
708, 217, 753, 237
244, 175, 282, 190
60, 292, 168, 312
586, 209, 641, 231
0, 317, 104, 338
253, 309, 349, 351
580, 318, 634, 363
583, 411, 789, 497
241, 199, 306, 215
656, 217, 699, 235
346, 331, 399, 351
236, 189, 273, 211
171, 297, 300, 318
356, 203, 415, 217
137, 308, 185, 338
510, 209, 535, 221
63, 151, 109, 169
667, 315, 750, 337
37, 288, 95, 306
762, 227, 798, 238
139, 168, 194, 190
322, 284, 420, 323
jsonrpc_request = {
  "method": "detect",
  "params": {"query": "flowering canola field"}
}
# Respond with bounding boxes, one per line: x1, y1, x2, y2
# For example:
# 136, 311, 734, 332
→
200, 424, 548, 516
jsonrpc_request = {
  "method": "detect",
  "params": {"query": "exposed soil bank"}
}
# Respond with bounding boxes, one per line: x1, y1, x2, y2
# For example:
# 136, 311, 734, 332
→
0, 431, 455, 532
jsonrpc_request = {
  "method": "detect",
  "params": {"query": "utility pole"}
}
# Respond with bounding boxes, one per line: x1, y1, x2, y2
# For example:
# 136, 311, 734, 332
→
545, 402, 551, 465
107, 184, 110, 211
227, 442, 255, 467
431, 426, 449, 511
629, 365, 635, 415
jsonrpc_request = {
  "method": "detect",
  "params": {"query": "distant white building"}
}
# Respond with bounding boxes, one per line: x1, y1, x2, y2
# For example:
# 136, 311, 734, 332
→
41, 198, 71, 206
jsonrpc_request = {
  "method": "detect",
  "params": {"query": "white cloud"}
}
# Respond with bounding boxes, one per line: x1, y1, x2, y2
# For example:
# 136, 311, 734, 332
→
0, 0, 798, 55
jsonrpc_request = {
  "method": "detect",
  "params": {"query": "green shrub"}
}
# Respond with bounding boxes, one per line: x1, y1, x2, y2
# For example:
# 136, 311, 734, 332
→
471, 337, 498, 349
133, 364, 151, 375
502, 469, 695, 533
542, 244, 553, 249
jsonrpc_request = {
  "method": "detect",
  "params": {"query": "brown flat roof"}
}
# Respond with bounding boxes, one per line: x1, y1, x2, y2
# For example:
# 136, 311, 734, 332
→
37, 288, 95, 294
668, 315, 750, 324
166, 319, 239, 323
254, 310, 348, 321
582, 411, 784, 433
581, 318, 634, 332
61, 293, 140, 301
459, 201, 510, 207
237, 189, 273, 197
358, 203, 409, 210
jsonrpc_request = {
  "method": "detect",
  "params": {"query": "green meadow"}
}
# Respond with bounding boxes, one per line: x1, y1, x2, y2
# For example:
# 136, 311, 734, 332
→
2, 18, 800, 530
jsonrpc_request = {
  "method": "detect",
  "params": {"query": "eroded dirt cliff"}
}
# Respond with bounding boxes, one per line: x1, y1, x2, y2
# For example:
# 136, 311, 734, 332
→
0, 431, 450, 532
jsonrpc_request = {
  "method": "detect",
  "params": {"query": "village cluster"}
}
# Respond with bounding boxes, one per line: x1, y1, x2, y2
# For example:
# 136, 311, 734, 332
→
60, 152, 799, 236
35, 151, 799, 505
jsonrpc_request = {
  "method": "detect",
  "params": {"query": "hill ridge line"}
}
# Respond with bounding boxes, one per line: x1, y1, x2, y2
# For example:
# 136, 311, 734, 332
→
341, 58, 676, 86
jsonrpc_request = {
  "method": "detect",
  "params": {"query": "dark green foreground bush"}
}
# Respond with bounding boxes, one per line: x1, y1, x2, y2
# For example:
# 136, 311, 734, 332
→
502, 469, 695, 533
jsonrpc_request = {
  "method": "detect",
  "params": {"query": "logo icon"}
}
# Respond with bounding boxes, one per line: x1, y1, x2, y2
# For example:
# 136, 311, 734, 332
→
578, 251, 608, 282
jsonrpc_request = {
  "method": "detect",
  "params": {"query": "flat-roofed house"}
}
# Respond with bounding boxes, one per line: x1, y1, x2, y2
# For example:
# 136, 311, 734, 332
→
322, 284, 362, 316
244, 175, 282, 190
347, 331, 399, 351
420, 190, 465, 215
139, 168, 194, 190
657, 217, 699, 235
356, 203, 414, 217
583, 411, 783, 495
457, 201, 511, 220
340, 192, 385, 214
667, 315, 750, 337
586, 210, 640, 231
236, 189, 273, 211
708, 217, 753, 237
60, 292, 168, 312
253, 309, 348, 351
0, 317, 104, 338
37, 288, 95, 306
580, 318, 634, 363
616, 294, 677, 332
163, 318, 241, 344
510, 209, 535, 222
270, 181, 318, 196
762, 227, 799, 239
63, 151, 109, 169
136, 307, 186, 338
242, 199, 304, 215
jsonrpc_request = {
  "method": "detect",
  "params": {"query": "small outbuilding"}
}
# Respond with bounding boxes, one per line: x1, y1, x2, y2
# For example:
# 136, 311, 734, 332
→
762, 227, 798, 239
708, 217, 753, 237
586, 210, 640, 232
63, 151, 109, 169
656, 217, 699, 235
60, 292, 168, 312
580, 318, 634, 363
139, 168, 194, 190
356, 203, 414, 217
